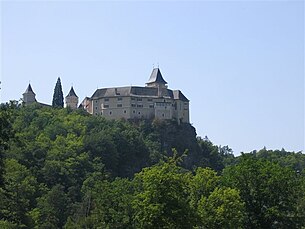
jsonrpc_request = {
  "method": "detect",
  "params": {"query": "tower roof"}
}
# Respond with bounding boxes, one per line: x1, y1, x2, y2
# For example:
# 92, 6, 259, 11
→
24, 83, 35, 95
66, 86, 78, 98
147, 68, 168, 85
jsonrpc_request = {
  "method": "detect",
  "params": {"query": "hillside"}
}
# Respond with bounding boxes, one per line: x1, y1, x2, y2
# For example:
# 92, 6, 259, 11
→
0, 103, 304, 228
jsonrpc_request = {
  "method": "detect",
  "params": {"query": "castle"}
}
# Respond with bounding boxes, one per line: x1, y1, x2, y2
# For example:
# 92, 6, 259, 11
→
22, 83, 79, 109
22, 68, 190, 123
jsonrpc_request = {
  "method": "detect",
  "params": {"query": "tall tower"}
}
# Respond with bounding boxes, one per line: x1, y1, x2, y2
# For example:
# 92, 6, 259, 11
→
65, 86, 79, 109
23, 84, 36, 105
146, 68, 168, 97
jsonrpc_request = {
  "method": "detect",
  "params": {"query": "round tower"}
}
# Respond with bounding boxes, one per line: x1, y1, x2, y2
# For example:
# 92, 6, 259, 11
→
65, 86, 79, 109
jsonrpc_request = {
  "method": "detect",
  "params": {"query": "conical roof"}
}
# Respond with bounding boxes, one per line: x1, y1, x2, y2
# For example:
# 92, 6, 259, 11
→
66, 86, 78, 98
147, 68, 167, 84
24, 83, 35, 95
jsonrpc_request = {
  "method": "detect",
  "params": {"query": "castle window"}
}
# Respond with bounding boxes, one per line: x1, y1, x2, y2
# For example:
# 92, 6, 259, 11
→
104, 104, 109, 108
133, 110, 136, 113
148, 98, 153, 102
118, 97, 122, 101
117, 104, 122, 107
138, 112, 141, 115
137, 104, 143, 108
104, 98, 109, 102
131, 104, 136, 107
95, 107, 98, 110
109, 111, 112, 115
124, 110, 127, 113
162, 114, 165, 117
149, 104, 154, 108
95, 100, 98, 103
131, 98, 135, 101
137, 98, 142, 101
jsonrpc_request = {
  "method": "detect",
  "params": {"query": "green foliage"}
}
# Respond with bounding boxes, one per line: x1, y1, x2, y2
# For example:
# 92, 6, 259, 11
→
0, 159, 38, 227
132, 159, 195, 229
198, 187, 245, 228
197, 137, 227, 171
1, 105, 304, 228
0, 220, 18, 229
255, 147, 305, 173
30, 185, 69, 229
189, 167, 220, 209
223, 154, 303, 228
79, 178, 134, 228
0, 106, 14, 185
52, 77, 64, 108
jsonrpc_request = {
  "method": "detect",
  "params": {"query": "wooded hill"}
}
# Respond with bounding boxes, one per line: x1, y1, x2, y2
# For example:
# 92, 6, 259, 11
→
0, 102, 304, 228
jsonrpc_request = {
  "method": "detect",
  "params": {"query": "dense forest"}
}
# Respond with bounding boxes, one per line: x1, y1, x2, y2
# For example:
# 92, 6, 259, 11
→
0, 102, 304, 228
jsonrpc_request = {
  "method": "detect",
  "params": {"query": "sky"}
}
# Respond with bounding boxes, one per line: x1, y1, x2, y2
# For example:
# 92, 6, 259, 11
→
1, 0, 304, 154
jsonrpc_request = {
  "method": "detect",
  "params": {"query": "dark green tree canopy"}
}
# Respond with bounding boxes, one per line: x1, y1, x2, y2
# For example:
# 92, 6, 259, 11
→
52, 77, 64, 108
1, 104, 304, 228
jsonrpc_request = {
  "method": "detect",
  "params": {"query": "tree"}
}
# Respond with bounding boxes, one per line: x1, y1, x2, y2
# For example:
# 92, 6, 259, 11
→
188, 167, 220, 210
0, 106, 13, 186
222, 154, 302, 228
197, 137, 225, 171
0, 159, 38, 227
132, 157, 195, 229
77, 178, 134, 228
198, 187, 245, 228
30, 185, 69, 229
52, 77, 64, 108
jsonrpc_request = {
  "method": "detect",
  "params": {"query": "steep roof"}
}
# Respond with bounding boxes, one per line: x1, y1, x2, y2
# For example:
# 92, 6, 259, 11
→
91, 86, 161, 99
24, 84, 35, 95
147, 68, 168, 84
90, 86, 188, 101
173, 90, 189, 102
66, 86, 78, 98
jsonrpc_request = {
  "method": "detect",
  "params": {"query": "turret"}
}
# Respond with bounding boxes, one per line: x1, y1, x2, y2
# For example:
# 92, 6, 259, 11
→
23, 84, 36, 105
65, 86, 79, 109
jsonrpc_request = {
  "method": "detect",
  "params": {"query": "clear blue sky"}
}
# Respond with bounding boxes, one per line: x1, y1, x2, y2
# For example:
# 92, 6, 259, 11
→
1, 1, 304, 154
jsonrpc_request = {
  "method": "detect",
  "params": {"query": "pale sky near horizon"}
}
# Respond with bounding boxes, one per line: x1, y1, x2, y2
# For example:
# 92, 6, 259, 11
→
1, 1, 304, 154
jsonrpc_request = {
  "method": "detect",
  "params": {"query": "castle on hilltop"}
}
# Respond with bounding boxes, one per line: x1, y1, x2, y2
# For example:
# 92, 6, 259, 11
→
22, 68, 190, 123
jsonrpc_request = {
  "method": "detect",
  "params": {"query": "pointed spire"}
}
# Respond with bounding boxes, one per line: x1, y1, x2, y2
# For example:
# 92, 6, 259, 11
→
24, 83, 35, 94
147, 68, 167, 85
66, 86, 78, 98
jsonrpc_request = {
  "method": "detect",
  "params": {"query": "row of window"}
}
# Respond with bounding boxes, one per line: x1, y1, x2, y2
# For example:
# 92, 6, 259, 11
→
98, 110, 143, 116
95, 110, 170, 118
131, 98, 153, 102
101, 104, 154, 109
96, 103, 187, 111
95, 97, 155, 103
95, 98, 188, 105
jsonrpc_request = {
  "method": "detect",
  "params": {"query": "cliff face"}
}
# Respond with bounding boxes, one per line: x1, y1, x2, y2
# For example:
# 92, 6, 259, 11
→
140, 119, 231, 173
137, 119, 217, 172
153, 121, 201, 168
